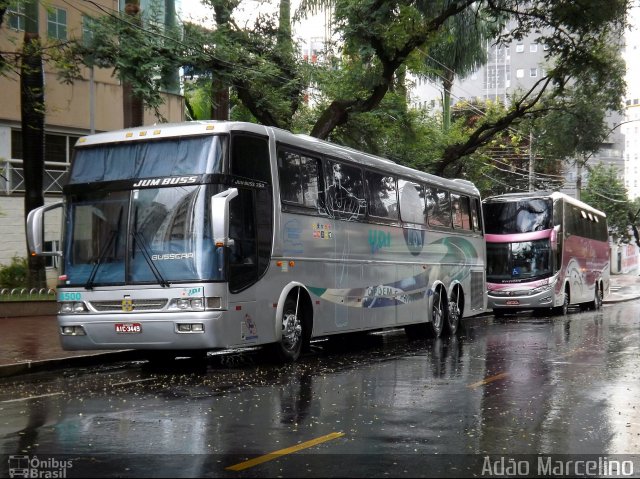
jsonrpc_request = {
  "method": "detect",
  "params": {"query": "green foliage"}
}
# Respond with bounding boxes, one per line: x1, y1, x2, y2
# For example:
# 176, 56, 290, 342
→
0, 256, 28, 288
581, 163, 631, 241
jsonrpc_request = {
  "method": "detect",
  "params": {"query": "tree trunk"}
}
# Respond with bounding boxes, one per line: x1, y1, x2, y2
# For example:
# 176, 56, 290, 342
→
123, 1, 144, 127
21, 1, 47, 288
442, 70, 454, 132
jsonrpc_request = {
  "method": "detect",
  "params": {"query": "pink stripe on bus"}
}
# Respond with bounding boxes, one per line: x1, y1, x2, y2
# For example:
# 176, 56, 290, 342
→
485, 229, 552, 243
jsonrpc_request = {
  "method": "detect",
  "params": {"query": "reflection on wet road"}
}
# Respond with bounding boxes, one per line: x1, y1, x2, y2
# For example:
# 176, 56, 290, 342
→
1, 302, 639, 477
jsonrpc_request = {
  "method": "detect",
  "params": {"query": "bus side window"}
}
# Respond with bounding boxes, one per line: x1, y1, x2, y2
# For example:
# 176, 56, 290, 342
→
230, 134, 271, 183
277, 148, 321, 209
471, 197, 482, 232
366, 171, 398, 220
398, 179, 424, 225
323, 160, 366, 221
451, 194, 472, 230
426, 186, 452, 228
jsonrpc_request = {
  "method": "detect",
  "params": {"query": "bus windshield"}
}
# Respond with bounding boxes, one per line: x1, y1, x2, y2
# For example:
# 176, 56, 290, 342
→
62, 185, 222, 286
486, 239, 553, 282
69, 135, 223, 183
484, 198, 552, 234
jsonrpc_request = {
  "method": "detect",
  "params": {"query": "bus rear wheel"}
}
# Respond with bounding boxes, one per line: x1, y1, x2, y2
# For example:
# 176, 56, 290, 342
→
446, 287, 463, 336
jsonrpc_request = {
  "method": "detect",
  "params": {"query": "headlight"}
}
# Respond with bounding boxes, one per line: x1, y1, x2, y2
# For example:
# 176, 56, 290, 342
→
60, 302, 87, 313
531, 284, 552, 294
168, 298, 205, 311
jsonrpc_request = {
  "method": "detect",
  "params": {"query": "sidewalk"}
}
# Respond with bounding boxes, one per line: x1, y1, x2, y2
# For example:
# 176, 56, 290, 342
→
2, 273, 640, 378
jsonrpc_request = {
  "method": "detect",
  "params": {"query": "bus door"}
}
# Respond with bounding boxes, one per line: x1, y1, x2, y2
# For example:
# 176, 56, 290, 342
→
226, 133, 273, 344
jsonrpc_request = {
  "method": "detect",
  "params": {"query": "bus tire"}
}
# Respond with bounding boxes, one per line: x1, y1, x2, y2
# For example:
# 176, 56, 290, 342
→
427, 288, 446, 338
446, 286, 463, 336
591, 283, 603, 310
273, 293, 307, 363
553, 287, 569, 316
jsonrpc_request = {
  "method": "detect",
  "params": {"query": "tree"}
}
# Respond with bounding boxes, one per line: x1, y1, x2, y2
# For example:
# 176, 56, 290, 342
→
74, 0, 630, 174
20, 0, 46, 288
581, 163, 631, 242
422, 7, 495, 131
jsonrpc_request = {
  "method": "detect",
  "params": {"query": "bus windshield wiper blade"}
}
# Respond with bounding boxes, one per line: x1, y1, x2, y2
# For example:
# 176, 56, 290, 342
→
84, 230, 117, 290
132, 231, 170, 288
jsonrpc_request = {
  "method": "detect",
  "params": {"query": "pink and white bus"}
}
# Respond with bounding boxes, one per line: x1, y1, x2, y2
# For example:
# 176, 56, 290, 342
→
483, 192, 609, 316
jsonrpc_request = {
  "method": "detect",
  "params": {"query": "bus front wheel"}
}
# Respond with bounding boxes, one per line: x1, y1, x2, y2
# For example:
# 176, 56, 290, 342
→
591, 284, 603, 310
273, 294, 307, 362
427, 288, 446, 338
553, 288, 569, 316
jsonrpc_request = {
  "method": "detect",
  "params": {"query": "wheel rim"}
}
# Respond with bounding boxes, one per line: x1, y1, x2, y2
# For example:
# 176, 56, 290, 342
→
433, 293, 443, 333
449, 292, 461, 332
282, 311, 302, 352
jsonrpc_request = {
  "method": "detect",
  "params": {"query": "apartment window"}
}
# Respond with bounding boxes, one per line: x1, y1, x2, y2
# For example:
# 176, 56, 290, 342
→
8, 0, 26, 31
530, 68, 538, 78
530, 43, 538, 53
516, 44, 524, 53
516, 69, 524, 78
10, 130, 79, 163
48, 8, 67, 40
82, 15, 96, 45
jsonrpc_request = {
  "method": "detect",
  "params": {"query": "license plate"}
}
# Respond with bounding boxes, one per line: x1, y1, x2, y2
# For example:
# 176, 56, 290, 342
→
506, 300, 520, 305
115, 323, 142, 333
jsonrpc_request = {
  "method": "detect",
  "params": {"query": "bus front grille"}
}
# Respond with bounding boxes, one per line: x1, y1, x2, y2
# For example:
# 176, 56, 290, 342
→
90, 299, 168, 312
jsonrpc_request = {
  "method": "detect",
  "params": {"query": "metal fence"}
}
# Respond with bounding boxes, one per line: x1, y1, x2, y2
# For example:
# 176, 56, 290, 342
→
0, 159, 69, 195
0, 287, 57, 300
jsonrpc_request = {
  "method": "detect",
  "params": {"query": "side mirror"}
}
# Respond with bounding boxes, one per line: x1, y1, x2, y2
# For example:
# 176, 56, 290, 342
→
211, 188, 238, 247
26, 202, 63, 256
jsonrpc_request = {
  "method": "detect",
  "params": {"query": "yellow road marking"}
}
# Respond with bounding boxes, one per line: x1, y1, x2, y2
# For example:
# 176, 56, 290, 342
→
226, 431, 345, 471
467, 372, 509, 389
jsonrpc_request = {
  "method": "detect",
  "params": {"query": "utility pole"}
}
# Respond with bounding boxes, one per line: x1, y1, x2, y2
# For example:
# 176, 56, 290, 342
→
529, 131, 534, 192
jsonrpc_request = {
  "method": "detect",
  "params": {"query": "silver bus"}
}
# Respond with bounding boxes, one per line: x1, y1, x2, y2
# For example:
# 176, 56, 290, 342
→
27, 121, 487, 362
484, 191, 609, 316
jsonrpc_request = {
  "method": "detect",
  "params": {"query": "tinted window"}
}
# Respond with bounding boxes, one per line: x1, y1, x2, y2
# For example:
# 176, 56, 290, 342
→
426, 187, 452, 228
366, 171, 398, 220
471, 197, 482, 231
70, 136, 222, 183
452, 194, 472, 230
398, 180, 425, 224
483, 198, 552, 234
278, 149, 321, 208
231, 134, 271, 183
323, 161, 366, 221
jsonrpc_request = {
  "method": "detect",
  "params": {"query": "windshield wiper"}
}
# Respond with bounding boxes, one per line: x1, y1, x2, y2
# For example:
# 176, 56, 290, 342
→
84, 206, 124, 290
131, 231, 170, 288
84, 230, 117, 290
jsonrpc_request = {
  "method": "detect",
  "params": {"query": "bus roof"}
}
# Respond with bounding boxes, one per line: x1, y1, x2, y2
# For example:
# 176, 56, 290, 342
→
483, 191, 606, 217
74, 121, 480, 197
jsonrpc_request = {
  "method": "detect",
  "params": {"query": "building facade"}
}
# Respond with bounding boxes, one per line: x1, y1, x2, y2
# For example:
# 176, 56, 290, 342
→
0, 0, 185, 282
623, 4, 640, 200
409, 24, 627, 199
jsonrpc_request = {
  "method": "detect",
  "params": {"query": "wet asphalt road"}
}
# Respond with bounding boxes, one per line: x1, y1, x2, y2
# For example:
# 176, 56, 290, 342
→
1, 301, 639, 478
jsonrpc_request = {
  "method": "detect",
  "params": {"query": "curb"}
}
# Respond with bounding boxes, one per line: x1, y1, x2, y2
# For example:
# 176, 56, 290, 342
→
0, 350, 140, 379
